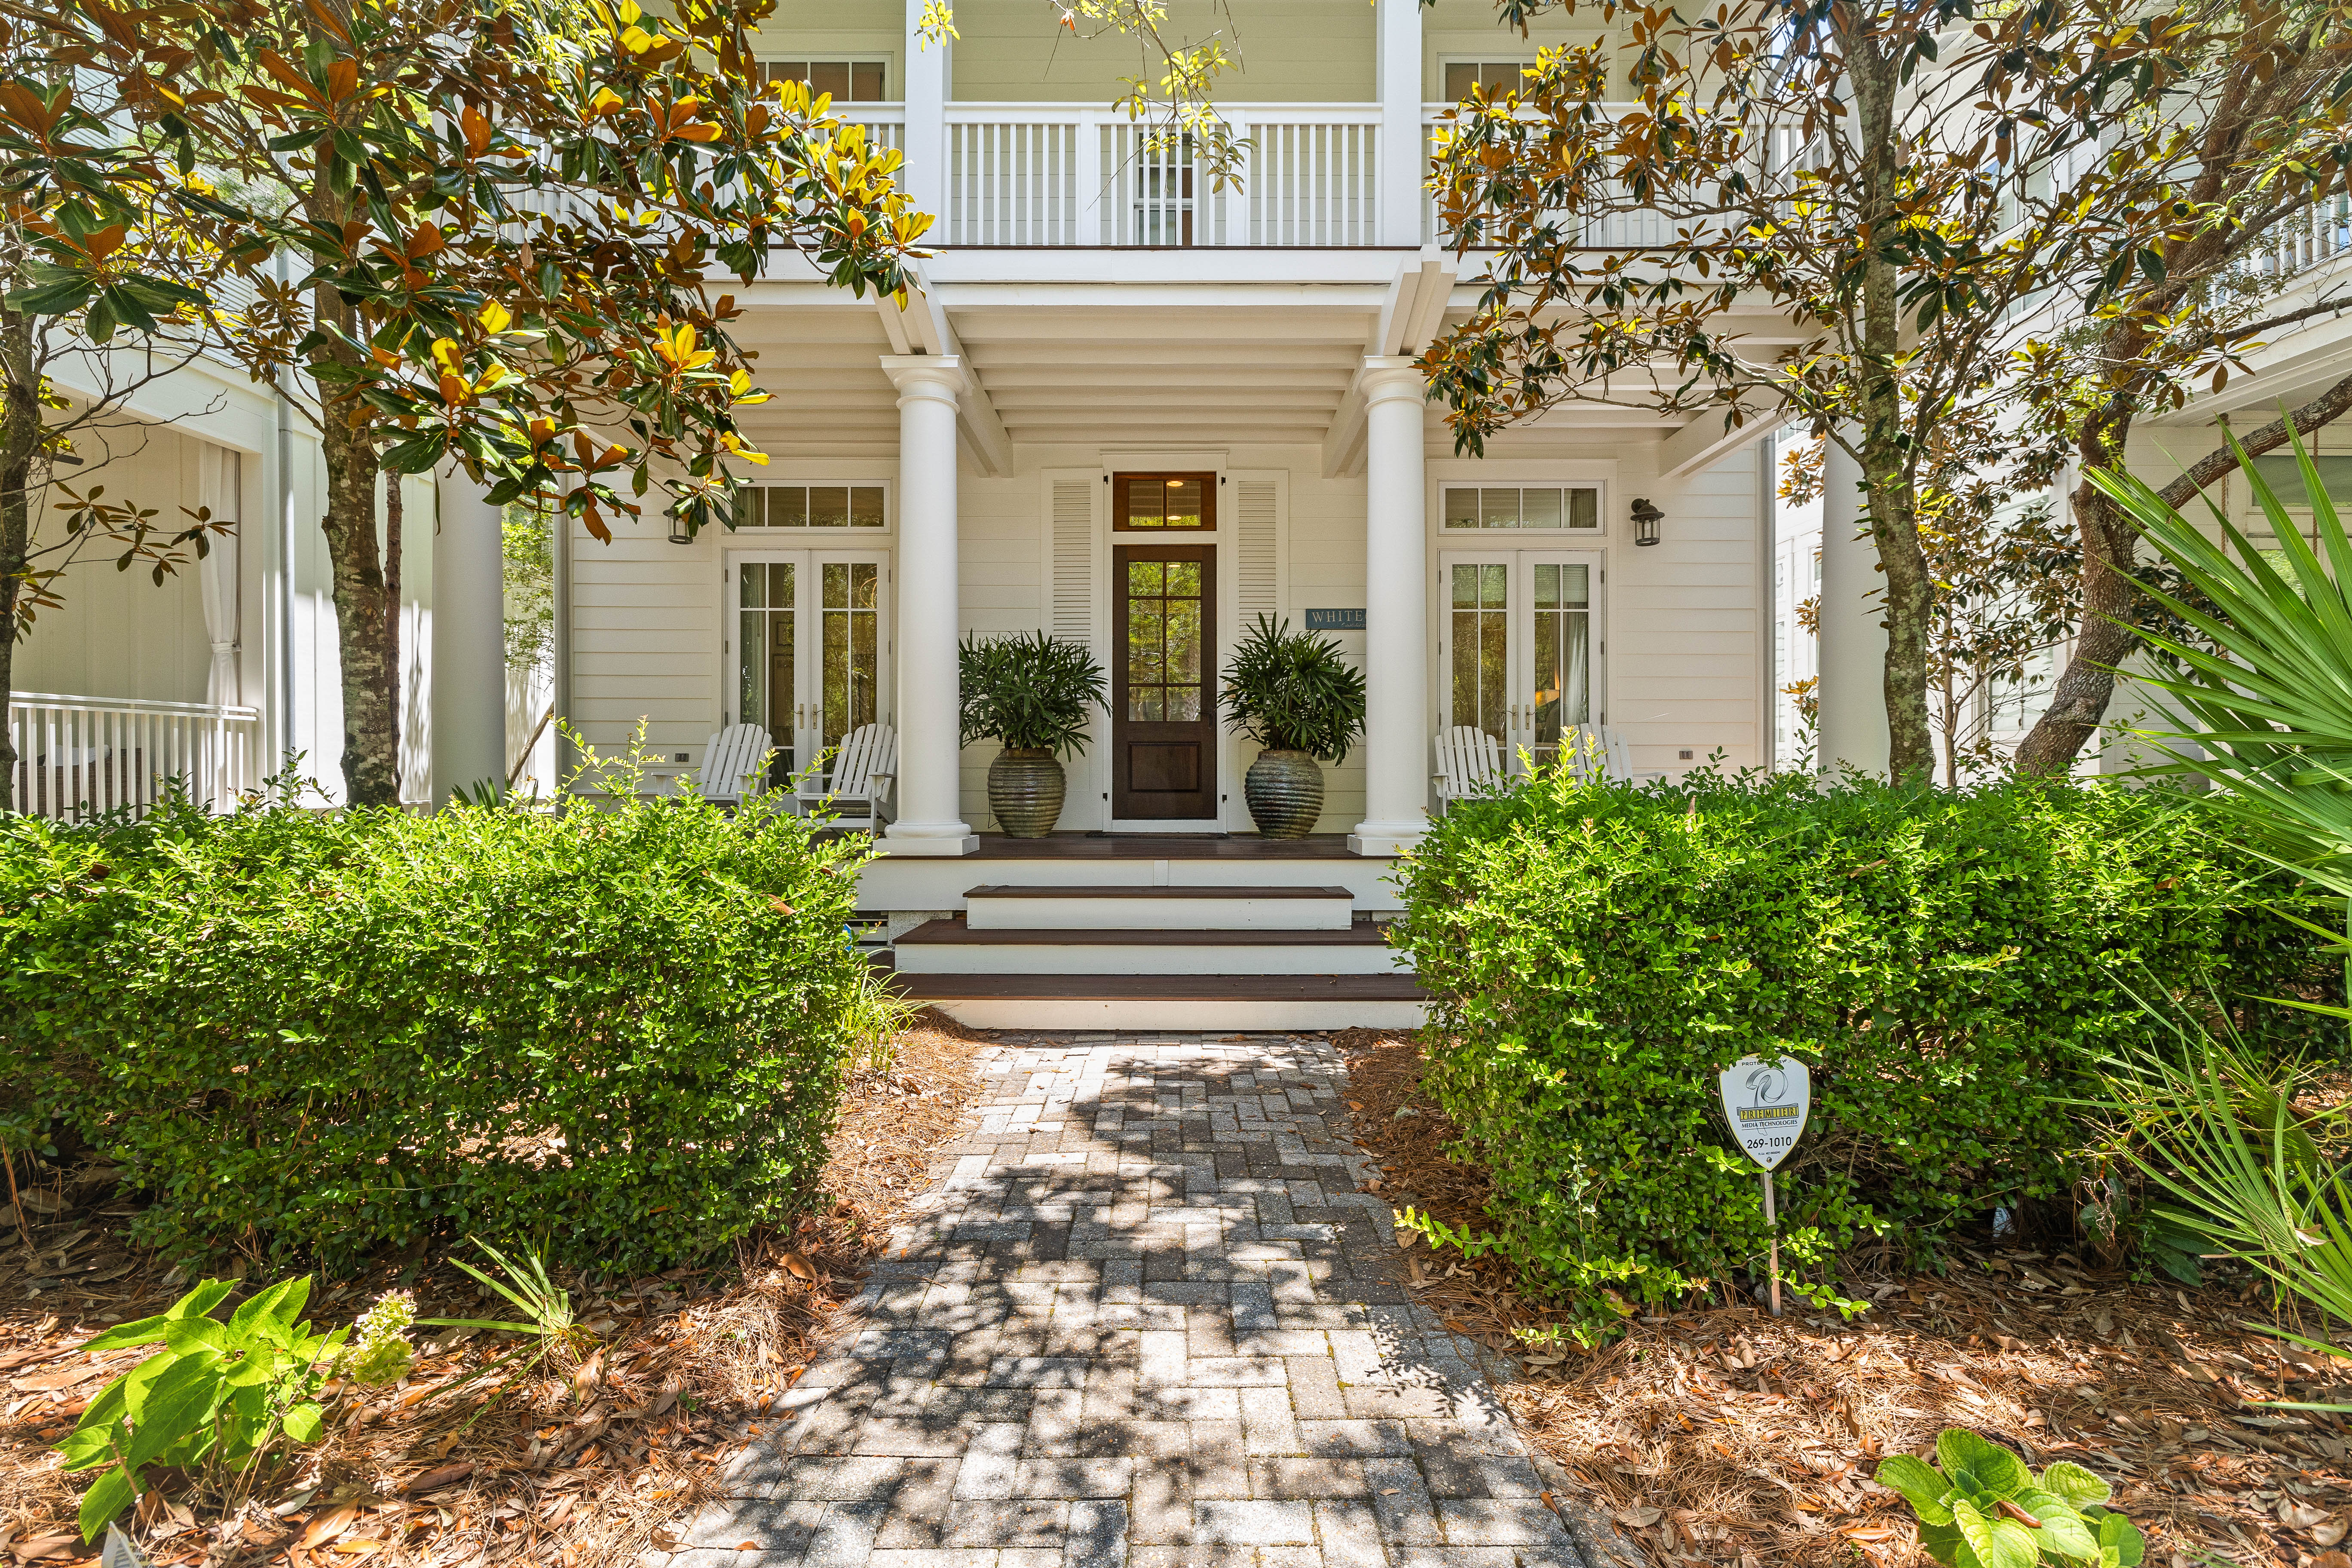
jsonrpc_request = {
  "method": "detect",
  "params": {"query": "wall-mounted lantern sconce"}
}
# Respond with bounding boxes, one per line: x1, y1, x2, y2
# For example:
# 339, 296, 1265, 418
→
1630, 497, 1664, 547
668, 510, 695, 546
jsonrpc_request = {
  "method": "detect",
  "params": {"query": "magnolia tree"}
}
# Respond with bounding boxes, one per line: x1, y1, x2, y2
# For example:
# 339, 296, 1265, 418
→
1424, 0, 2352, 783
3, 0, 926, 805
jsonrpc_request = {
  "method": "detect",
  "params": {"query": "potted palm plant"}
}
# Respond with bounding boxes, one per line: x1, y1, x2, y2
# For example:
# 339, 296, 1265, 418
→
959, 630, 1109, 837
1219, 614, 1367, 838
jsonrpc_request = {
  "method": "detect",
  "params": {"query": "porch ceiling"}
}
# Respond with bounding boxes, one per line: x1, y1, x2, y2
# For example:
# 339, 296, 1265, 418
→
722, 291, 1760, 463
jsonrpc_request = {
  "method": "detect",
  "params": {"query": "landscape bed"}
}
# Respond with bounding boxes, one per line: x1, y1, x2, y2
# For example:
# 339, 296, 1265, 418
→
0, 1012, 987, 1568
1333, 1027, 2352, 1568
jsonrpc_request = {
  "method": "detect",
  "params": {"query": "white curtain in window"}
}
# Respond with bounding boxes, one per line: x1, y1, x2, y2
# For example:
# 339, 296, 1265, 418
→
195, 443, 241, 707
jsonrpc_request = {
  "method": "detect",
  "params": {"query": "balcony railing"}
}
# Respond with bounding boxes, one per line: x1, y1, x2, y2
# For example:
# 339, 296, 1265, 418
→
2250, 195, 2352, 286
901, 103, 1381, 247
7, 692, 262, 821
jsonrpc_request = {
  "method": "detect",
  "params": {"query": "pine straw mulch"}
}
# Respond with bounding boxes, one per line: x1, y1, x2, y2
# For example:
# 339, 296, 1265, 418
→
1332, 1026, 2352, 1568
0, 1008, 988, 1568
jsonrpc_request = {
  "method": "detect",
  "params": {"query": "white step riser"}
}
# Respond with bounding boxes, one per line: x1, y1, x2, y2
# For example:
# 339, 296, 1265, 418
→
860, 858, 1404, 912
894, 944, 1411, 976
965, 897, 1353, 931
928, 997, 1429, 1031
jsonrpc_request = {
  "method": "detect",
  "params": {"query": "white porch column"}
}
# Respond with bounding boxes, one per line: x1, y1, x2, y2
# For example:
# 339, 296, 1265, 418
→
1375, 0, 1426, 246
432, 463, 507, 804
901, 0, 947, 221
882, 355, 977, 856
1349, 357, 1430, 856
1815, 437, 1889, 778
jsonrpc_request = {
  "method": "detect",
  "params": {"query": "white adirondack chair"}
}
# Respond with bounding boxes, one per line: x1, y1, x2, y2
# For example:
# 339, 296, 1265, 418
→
1432, 726, 1506, 812
799, 723, 897, 831
695, 723, 776, 805
1562, 724, 1660, 783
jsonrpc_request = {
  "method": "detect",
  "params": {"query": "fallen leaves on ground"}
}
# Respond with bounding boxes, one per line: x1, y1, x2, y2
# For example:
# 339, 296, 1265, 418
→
0, 1009, 986, 1568
1333, 1026, 2352, 1568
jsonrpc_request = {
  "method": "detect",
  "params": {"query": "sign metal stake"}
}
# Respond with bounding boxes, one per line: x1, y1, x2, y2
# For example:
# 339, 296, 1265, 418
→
1718, 1055, 1810, 1322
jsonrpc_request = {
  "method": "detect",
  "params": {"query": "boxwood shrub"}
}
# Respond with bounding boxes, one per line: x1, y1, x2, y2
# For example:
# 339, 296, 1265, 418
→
1391, 770, 2333, 1322
0, 792, 871, 1276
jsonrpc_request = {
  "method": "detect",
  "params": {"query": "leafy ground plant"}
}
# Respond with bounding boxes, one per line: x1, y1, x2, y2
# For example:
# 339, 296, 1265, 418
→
1875, 1430, 2144, 1568
56, 1277, 411, 1540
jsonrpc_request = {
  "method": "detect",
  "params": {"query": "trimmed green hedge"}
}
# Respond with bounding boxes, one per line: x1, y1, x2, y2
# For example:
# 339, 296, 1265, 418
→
0, 794, 871, 1276
1391, 772, 2333, 1322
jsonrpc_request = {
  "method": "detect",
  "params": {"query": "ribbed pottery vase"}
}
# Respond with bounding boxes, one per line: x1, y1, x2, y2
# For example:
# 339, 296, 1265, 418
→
987, 748, 1066, 838
1244, 749, 1324, 839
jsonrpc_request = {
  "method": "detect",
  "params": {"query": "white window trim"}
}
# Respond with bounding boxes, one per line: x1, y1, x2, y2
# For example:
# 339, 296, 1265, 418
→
726, 479, 895, 536
1435, 480, 1611, 537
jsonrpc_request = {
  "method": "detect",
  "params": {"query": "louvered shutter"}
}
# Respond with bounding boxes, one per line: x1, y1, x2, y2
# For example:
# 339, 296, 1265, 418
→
1049, 478, 1094, 642
1234, 478, 1280, 631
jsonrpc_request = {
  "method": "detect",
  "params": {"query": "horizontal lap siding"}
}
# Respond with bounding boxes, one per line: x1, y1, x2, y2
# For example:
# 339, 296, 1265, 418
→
1607, 447, 1761, 769
568, 530, 721, 755
1286, 457, 1369, 831
959, 471, 1045, 829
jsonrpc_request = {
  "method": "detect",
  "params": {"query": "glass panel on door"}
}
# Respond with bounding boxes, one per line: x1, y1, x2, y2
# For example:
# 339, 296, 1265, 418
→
1449, 561, 1511, 744
1442, 551, 1600, 773
738, 560, 797, 784
735, 554, 887, 795
1530, 561, 1591, 768
820, 560, 880, 752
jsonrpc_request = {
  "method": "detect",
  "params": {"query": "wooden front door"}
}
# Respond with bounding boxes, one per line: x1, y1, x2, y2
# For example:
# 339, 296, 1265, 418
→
1112, 545, 1217, 820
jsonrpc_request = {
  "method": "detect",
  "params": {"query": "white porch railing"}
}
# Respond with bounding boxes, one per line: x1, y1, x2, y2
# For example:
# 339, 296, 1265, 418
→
7, 692, 261, 821
941, 103, 1381, 246
2248, 194, 2352, 287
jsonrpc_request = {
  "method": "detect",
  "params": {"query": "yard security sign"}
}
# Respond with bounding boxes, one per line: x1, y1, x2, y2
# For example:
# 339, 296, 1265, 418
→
1718, 1055, 1811, 1316
1719, 1055, 1809, 1171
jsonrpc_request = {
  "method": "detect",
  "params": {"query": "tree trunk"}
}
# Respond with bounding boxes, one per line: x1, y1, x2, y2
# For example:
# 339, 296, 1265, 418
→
0, 310, 38, 815
1840, 15, 1938, 784
319, 410, 398, 806
2015, 368, 2352, 773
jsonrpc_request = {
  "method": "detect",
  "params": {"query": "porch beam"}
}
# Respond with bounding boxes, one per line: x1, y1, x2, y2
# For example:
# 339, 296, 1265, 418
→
1325, 249, 1453, 478
1659, 396, 1772, 478
876, 283, 1014, 477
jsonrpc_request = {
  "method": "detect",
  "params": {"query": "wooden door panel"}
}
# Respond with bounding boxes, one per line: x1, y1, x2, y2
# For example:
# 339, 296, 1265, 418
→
1112, 545, 1216, 819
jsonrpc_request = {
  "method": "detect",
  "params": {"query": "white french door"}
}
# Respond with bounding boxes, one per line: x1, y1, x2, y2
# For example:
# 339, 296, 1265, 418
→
1438, 550, 1602, 772
728, 551, 891, 789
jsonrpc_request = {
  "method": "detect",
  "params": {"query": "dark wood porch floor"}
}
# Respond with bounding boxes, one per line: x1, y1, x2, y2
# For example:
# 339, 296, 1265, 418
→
963, 832, 1375, 860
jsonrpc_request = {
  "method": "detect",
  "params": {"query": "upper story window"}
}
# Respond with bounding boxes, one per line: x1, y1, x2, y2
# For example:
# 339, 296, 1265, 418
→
734, 484, 888, 529
1443, 61, 1535, 100
762, 61, 889, 101
1442, 486, 1601, 531
1115, 474, 1214, 530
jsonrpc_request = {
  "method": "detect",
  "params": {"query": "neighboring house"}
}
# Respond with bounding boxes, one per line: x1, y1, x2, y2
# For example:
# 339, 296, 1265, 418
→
20, 2, 2352, 1028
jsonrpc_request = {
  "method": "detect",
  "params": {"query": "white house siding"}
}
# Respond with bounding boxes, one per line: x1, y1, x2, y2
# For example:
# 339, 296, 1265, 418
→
948, 0, 1377, 104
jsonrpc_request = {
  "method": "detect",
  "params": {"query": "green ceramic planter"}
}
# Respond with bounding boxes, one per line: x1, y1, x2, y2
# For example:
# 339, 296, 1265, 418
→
988, 748, 1066, 838
1244, 749, 1324, 839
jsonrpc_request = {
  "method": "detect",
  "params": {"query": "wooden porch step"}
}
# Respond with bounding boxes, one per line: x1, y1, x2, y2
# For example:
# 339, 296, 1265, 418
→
888, 970, 1427, 1031
893, 916, 1406, 976
963, 884, 1357, 931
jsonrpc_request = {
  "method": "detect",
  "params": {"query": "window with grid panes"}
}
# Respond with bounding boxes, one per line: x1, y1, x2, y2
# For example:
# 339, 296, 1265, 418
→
1444, 61, 1536, 99
1440, 486, 1600, 531
760, 61, 888, 101
732, 485, 887, 528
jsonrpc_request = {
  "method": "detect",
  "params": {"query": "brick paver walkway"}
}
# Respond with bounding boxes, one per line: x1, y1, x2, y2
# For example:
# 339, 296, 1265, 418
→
659, 1032, 1601, 1567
